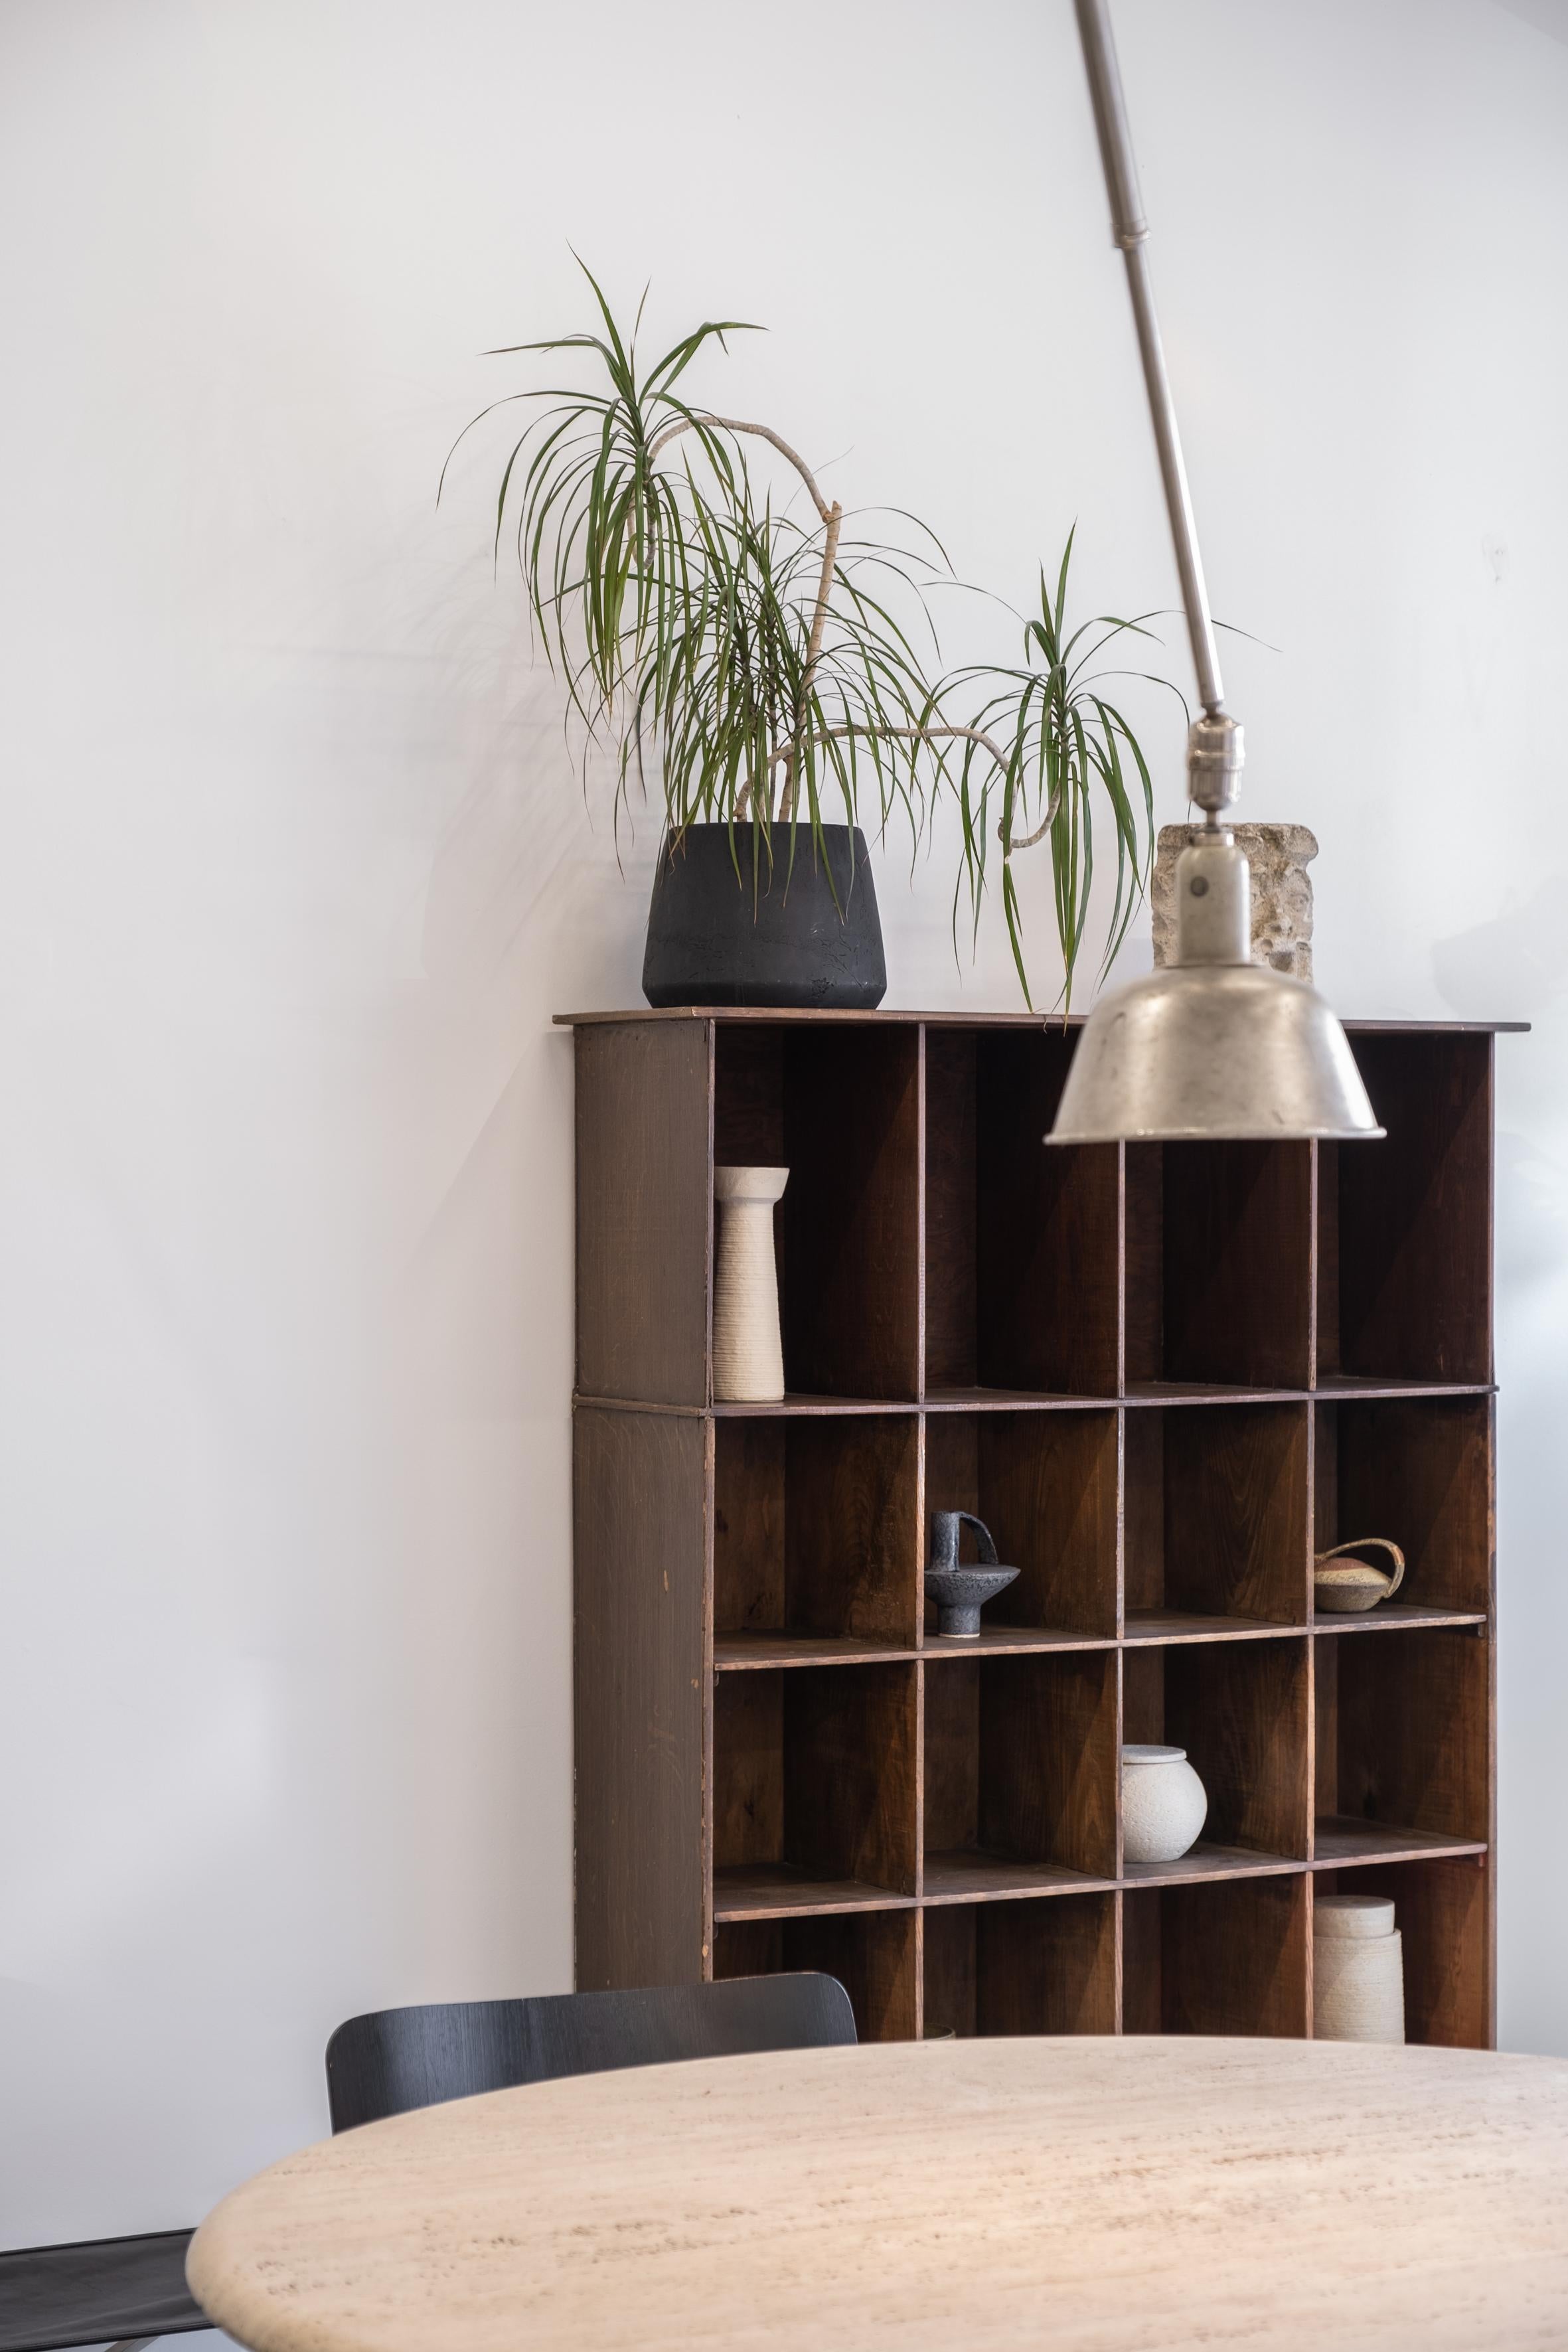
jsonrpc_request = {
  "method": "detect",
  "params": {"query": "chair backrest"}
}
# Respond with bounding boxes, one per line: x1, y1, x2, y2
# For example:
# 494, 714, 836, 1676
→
0, 2229, 205, 2352
325, 1972, 856, 2133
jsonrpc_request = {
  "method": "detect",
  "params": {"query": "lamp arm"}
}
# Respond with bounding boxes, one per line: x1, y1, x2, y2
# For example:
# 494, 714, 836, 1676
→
1073, 0, 1241, 824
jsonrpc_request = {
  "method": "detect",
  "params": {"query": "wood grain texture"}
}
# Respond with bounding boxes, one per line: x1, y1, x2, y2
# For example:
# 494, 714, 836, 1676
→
714, 1415, 919, 1644
1332, 1032, 1492, 1383
921, 1027, 977, 1391
1314, 1394, 1492, 1615
1125, 1877, 1309, 2037
576, 1022, 712, 1407
189, 2038, 1568, 2352
922, 1411, 1118, 1639
1314, 1859, 1488, 2049
1318, 1627, 1490, 1845
980, 1410, 1119, 1637
974, 1031, 1119, 1395
923, 1895, 1117, 2037
712, 1914, 919, 2041
923, 1650, 1117, 1883
1162, 1142, 1313, 1388
1162, 1638, 1312, 1861
712, 1672, 783, 1872
713, 1417, 786, 1634
783, 1026, 920, 1397
786, 1663, 919, 1894
786, 1416, 919, 1643
574, 1408, 708, 1990
1126, 1405, 1310, 1625
981, 1650, 1119, 1879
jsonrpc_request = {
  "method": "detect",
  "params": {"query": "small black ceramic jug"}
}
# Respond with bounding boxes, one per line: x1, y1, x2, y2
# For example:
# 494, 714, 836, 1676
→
930, 1511, 998, 1574
925, 1512, 1019, 1638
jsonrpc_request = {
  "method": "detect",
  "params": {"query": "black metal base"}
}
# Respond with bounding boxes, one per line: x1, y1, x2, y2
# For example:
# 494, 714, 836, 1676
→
641, 823, 888, 1010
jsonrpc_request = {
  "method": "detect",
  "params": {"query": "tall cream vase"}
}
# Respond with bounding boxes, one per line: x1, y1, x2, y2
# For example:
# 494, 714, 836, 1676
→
713, 1167, 788, 1403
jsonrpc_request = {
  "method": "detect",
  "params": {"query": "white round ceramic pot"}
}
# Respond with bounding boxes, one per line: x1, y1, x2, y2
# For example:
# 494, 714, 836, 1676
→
1121, 1744, 1208, 1865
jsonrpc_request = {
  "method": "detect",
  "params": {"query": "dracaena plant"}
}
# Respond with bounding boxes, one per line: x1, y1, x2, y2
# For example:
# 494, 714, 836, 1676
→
445, 264, 1170, 1006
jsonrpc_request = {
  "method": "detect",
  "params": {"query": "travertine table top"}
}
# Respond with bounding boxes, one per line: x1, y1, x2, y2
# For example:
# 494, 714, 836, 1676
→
188, 2035, 1568, 2351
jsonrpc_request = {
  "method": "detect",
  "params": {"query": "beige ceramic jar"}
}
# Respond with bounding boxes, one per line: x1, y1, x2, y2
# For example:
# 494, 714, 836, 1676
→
1314, 1893, 1405, 2043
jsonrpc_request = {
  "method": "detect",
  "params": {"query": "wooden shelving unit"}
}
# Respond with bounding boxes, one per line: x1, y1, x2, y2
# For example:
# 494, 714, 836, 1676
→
566, 1008, 1519, 2047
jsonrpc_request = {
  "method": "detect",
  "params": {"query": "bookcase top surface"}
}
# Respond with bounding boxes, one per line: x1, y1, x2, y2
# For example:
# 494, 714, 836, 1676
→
556, 1007, 1528, 1032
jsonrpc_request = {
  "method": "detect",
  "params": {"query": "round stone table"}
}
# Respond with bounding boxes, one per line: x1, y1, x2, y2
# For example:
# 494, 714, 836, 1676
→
188, 2035, 1568, 2351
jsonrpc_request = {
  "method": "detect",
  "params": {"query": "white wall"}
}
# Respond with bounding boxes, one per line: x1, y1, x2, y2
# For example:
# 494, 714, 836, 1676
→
2, 0, 1566, 2243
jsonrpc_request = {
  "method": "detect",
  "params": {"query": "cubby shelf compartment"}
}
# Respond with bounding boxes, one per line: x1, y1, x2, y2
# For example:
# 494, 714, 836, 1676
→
1312, 1391, 1492, 1622
1125, 1401, 1310, 1636
714, 1413, 919, 1650
570, 1012, 1512, 2049
1311, 1857, 1490, 2047
1123, 1875, 1310, 2038
1318, 1030, 1492, 1387
715, 1022, 921, 1404
713, 1911, 918, 2043
923, 1649, 1119, 1895
923, 1409, 1119, 1641
1126, 1140, 1313, 1392
1123, 1636, 1311, 1875
1314, 1624, 1490, 1866
924, 1027, 1119, 1403
713, 1664, 917, 1920
923, 1894, 1118, 2038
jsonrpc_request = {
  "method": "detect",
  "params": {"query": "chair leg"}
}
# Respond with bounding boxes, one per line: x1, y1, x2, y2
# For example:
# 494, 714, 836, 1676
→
107, 2337, 161, 2352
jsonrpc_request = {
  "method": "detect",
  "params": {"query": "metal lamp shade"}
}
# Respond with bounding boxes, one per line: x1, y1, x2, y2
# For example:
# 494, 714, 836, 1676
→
1048, 961, 1384, 1143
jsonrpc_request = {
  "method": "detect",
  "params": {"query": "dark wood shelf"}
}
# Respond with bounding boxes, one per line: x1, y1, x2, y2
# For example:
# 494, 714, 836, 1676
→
556, 1008, 1529, 1033
1310, 1605, 1488, 1637
1123, 1610, 1303, 1645
572, 1012, 1504, 2051
712, 1393, 919, 1417
1121, 1839, 1304, 1888
922, 1625, 1114, 1658
714, 1632, 915, 1670
921, 1851, 1115, 1903
1123, 1379, 1305, 1406
712, 1866, 916, 1921
1312, 1816, 1488, 1868
923, 1385, 1115, 1412
1309, 1373, 1496, 1398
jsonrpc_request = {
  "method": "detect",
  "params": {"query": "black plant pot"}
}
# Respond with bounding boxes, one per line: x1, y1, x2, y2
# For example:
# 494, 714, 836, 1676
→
641, 823, 888, 1010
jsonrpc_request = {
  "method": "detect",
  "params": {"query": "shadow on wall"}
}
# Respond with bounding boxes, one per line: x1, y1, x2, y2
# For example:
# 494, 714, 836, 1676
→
1431, 872, 1565, 1026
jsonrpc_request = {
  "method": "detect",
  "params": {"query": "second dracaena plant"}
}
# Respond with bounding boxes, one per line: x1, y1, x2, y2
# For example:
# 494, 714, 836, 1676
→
451, 269, 1165, 1004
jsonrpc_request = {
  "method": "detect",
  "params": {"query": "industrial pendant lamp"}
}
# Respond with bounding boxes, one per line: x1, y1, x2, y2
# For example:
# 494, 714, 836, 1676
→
1048, 0, 1382, 1144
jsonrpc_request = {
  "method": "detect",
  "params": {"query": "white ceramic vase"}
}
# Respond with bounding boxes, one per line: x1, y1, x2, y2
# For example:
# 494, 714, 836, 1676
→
1314, 1893, 1405, 2043
713, 1166, 788, 1402
1121, 1744, 1208, 1865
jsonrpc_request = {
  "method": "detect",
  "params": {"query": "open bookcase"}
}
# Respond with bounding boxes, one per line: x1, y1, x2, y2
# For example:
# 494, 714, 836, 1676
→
566, 1009, 1518, 2045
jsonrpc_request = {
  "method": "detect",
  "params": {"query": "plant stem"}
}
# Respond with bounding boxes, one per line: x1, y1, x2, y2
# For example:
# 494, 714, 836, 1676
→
767, 720, 1063, 850
646, 416, 834, 523
777, 500, 843, 823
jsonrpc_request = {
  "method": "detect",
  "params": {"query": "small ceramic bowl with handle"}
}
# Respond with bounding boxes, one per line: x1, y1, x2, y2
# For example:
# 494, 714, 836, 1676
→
1313, 1536, 1405, 1614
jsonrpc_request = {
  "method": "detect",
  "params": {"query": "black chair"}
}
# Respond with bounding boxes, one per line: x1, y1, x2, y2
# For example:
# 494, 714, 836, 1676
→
0, 2229, 207, 2352
326, 1971, 856, 2132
